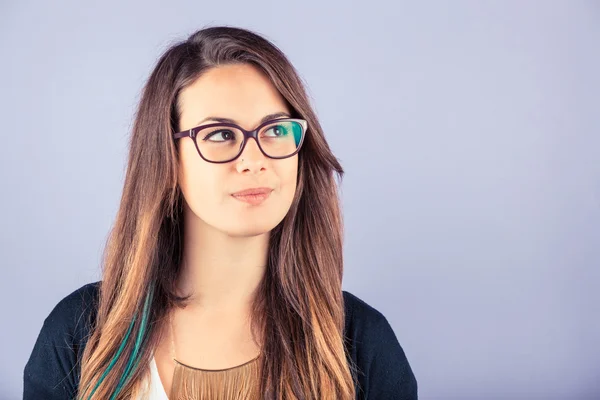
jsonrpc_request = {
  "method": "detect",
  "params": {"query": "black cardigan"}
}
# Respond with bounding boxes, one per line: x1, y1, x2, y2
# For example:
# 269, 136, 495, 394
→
23, 282, 417, 399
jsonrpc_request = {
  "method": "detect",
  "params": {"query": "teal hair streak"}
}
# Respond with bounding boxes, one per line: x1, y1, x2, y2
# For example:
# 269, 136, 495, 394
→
85, 312, 138, 400
84, 286, 154, 400
110, 286, 154, 399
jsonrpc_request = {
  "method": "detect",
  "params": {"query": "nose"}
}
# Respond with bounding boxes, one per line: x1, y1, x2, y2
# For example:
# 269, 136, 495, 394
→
235, 138, 266, 174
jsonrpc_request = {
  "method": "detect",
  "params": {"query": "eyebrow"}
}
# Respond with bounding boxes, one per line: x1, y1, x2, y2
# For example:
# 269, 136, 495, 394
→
196, 112, 291, 127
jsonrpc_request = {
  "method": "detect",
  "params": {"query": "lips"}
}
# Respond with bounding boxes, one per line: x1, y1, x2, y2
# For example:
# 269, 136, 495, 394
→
231, 187, 273, 205
231, 187, 273, 196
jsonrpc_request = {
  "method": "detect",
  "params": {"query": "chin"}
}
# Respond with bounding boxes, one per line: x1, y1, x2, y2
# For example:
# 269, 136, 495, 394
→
223, 212, 286, 238
224, 224, 273, 238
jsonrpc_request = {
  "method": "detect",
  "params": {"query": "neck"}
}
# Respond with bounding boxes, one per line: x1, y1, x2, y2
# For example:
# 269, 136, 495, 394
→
176, 205, 269, 313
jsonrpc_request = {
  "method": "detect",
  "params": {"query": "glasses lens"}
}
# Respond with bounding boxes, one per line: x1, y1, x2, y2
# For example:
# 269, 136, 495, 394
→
195, 120, 304, 162
257, 120, 304, 158
196, 126, 244, 162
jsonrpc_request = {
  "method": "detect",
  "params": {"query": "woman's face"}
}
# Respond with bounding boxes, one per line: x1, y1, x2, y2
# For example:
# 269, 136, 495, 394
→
177, 63, 298, 238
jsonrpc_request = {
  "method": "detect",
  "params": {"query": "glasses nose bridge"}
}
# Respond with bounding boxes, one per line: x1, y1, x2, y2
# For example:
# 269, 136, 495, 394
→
238, 128, 263, 158
242, 127, 260, 141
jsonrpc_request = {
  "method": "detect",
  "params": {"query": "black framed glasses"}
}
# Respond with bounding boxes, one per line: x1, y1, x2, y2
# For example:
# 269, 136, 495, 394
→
173, 118, 307, 163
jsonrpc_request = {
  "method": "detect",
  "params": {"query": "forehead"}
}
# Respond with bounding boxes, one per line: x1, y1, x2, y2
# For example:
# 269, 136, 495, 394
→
178, 63, 290, 130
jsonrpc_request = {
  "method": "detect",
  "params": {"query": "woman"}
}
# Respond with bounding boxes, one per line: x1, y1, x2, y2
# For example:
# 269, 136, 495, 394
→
23, 26, 417, 399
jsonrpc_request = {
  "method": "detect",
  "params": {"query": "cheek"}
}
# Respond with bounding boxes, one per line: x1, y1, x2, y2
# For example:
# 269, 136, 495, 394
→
178, 142, 222, 210
277, 158, 299, 201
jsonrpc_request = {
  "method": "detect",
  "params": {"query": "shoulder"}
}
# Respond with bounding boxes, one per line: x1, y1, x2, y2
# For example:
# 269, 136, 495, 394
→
37, 281, 102, 349
45, 281, 101, 333
342, 290, 401, 351
23, 281, 101, 399
342, 290, 418, 400
343, 290, 387, 332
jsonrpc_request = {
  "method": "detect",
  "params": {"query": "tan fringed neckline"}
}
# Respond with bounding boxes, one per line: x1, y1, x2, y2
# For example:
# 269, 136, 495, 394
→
168, 311, 262, 400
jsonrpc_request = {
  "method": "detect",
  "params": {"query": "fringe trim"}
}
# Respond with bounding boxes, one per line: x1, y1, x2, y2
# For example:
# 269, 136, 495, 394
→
169, 355, 261, 400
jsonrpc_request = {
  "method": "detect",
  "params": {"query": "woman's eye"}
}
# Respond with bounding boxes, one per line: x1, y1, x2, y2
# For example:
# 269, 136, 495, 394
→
264, 125, 287, 137
205, 130, 235, 142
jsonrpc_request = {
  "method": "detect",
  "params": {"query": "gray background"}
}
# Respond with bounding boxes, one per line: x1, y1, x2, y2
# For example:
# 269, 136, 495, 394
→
1, 1, 599, 399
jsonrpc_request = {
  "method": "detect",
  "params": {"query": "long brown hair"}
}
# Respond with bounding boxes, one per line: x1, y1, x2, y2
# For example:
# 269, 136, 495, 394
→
77, 26, 357, 399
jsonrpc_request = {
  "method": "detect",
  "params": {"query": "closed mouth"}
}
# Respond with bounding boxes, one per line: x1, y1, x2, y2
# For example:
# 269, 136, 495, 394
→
231, 187, 273, 196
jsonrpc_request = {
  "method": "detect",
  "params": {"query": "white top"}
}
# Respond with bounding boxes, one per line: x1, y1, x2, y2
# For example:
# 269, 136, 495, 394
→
136, 357, 169, 400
